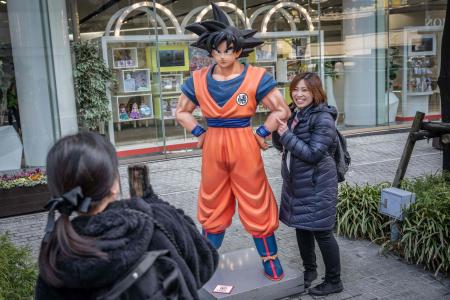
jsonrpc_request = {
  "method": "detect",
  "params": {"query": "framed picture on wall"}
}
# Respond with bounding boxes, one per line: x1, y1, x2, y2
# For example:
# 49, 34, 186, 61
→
160, 74, 183, 93
189, 47, 214, 72
291, 37, 309, 59
160, 49, 185, 67
255, 41, 277, 62
408, 33, 436, 56
113, 48, 138, 69
148, 45, 190, 72
115, 94, 153, 122
122, 69, 151, 93
161, 97, 178, 119
277, 39, 295, 59
261, 65, 276, 80
287, 71, 297, 82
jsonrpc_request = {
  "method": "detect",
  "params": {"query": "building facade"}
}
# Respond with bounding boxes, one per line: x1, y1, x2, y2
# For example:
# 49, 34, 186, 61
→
0, 0, 447, 171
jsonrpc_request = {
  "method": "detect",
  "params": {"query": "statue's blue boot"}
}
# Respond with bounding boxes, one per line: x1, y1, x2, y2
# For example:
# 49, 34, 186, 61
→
253, 234, 284, 281
202, 229, 225, 249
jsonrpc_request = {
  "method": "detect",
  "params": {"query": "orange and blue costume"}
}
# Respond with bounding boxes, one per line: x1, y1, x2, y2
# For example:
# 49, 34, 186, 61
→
184, 64, 284, 280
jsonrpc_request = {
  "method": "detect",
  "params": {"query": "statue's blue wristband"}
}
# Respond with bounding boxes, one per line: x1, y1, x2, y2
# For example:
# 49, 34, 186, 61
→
256, 125, 271, 138
191, 125, 206, 137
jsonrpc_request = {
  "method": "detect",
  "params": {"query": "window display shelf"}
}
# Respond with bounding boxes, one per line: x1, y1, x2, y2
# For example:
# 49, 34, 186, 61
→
162, 91, 182, 95
407, 91, 434, 96
118, 116, 154, 122
401, 27, 440, 118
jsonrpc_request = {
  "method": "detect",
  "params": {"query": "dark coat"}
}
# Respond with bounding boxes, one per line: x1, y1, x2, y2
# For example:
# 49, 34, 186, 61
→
273, 104, 338, 231
35, 188, 218, 300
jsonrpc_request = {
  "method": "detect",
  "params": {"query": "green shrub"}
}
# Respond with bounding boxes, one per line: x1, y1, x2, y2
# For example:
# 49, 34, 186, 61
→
73, 41, 114, 131
337, 182, 390, 241
399, 173, 450, 275
0, 234, 37, 300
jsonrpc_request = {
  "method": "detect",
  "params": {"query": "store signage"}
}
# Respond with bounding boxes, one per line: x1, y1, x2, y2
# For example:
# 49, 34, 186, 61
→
425, 17, 445, 27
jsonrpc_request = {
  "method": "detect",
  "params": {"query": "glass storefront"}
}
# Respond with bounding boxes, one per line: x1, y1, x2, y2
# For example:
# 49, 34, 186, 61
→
0, 0, 447, 168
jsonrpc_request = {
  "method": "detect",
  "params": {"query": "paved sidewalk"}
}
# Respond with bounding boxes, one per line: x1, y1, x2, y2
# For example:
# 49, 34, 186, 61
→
1, 132, 449, 299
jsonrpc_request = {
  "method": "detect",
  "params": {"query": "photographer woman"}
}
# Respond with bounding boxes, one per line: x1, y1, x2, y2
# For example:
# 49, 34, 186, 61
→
35, 132, 218, 299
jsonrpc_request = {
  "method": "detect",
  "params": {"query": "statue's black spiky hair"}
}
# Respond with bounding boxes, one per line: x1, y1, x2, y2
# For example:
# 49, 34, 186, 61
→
186, 2, 263, 58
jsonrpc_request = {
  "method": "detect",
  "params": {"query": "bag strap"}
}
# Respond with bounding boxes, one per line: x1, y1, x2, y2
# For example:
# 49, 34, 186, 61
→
158, 257, 192, 300
96, 250, 169, 300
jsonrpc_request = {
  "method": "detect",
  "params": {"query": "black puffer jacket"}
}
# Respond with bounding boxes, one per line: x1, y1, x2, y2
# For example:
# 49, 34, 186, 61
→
35, 188, 218, 299
273, 104, 338, 231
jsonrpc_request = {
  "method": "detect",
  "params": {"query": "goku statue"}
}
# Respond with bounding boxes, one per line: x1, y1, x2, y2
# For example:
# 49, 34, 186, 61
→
175, 2, 290, 281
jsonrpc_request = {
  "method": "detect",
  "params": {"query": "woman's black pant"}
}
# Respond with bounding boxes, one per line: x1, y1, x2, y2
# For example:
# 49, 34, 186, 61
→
296, 229, 341, 283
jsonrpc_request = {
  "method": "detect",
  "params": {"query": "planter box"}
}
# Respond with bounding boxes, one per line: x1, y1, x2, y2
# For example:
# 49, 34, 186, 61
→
0, 185, 50, 218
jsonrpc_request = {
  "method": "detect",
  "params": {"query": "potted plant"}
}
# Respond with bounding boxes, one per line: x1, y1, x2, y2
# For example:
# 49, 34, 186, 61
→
73, 41, 114, 133
0, 169, 49, 218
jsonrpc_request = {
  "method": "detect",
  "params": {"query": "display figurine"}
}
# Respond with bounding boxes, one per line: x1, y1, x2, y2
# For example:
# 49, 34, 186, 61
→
129, 102, 140, 119
176, 2, 290, 281
140, 103, 152, 117
119, 104, 129, 121
123, 73, 136, 92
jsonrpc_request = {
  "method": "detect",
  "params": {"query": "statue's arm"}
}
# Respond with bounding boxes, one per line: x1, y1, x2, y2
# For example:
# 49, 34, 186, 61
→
175, 93, 198, 132
260, 88, 291, 131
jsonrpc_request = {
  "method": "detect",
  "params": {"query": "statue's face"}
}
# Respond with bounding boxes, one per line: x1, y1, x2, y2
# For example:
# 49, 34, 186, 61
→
211, 41, 241, 68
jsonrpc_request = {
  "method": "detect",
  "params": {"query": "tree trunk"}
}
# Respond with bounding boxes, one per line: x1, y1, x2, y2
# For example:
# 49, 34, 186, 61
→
437, 1, 450, 172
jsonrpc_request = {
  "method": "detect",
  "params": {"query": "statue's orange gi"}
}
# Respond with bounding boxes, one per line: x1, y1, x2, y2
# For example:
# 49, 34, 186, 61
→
194, 66, 279, 238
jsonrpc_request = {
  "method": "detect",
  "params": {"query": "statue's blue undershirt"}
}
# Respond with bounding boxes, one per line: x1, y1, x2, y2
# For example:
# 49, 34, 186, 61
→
181, 63, 277, 107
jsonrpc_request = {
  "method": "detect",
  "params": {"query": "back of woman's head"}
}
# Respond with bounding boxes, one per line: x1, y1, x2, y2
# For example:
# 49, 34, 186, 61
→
46, 132, 118, 203
39, 132, 118, 287
289, 72, 327, 108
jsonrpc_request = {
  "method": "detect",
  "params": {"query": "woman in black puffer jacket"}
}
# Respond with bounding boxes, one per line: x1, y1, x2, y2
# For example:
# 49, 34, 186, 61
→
35, 132, 218, 300
273, 72, 343, 296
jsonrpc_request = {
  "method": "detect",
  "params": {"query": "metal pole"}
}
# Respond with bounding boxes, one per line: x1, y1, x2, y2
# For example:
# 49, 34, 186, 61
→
70, 0, 80, 42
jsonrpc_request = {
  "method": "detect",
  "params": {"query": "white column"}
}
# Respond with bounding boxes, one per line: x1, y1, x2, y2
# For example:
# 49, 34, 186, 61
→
48, 0, 78, 135
343, 2, 385, 126
7, 0, 77, 167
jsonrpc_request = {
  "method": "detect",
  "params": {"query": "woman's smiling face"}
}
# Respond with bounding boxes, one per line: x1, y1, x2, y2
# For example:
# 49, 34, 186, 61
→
291, 79, 313, 109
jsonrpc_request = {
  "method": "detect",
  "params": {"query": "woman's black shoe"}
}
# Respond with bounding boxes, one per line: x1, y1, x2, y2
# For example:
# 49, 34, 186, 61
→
303, 270, 318, 288
309, 280, 343, 296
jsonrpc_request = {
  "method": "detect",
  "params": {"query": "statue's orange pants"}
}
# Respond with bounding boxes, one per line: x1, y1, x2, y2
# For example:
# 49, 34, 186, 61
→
197, 126, 279, 237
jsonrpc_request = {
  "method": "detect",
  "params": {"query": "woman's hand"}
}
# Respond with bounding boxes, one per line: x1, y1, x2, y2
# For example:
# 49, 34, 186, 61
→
277, 118, 288, 136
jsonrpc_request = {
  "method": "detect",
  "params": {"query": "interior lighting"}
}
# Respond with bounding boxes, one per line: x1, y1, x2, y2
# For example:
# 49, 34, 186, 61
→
195, 2, 251, 29
114, 2, 182, 36
0, 1, 6, 4
261, 2, 314, 33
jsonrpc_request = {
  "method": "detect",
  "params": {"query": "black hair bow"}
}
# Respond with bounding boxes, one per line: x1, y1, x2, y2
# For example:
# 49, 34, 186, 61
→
43, 186, 92, 242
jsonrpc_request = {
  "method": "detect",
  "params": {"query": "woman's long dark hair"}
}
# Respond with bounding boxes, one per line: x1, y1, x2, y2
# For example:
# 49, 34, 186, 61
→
39, 132, 119, 287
